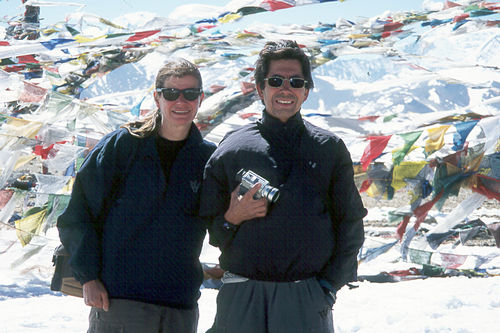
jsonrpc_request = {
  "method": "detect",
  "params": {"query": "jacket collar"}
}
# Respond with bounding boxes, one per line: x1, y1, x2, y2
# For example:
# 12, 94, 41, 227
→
259, 110, 305, 134
184, 122, 204, 148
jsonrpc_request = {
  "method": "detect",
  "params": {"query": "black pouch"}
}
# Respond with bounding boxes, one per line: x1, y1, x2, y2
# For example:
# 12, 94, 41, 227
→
50, 244, 83, 297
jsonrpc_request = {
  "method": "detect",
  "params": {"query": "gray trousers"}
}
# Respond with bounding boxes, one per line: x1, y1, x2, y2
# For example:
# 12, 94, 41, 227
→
208, 273, 334, 333
88, 298, 198, 333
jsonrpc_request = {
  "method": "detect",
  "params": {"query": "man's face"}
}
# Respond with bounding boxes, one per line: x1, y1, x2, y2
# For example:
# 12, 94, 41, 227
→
257, 59, 309, 123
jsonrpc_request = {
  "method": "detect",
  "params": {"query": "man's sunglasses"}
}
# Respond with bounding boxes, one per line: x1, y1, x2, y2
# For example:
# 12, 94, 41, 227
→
156, 88, 202, 101
264, 77, 308, 89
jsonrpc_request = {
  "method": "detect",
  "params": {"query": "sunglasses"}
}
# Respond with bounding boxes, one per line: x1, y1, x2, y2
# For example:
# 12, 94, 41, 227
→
156, 88, 202, 101
264, 77, 308, 89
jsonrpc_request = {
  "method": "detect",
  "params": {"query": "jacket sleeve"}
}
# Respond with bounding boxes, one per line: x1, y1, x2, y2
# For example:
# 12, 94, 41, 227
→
57, 132, 123, 285
200, 152, 238, 250
320, 139, 367, 291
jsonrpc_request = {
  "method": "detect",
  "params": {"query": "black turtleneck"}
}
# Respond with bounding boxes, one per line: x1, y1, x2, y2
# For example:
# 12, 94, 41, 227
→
155, 134, 187, 182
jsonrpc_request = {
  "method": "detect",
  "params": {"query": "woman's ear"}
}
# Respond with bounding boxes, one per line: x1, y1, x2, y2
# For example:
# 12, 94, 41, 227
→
154, 91, 160, 108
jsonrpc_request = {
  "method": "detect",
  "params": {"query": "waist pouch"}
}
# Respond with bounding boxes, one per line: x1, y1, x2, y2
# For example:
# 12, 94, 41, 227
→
50, 244, 83, 297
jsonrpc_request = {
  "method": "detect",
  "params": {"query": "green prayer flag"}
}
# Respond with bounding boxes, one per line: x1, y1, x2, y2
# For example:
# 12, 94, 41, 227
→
392, 131, 422, 166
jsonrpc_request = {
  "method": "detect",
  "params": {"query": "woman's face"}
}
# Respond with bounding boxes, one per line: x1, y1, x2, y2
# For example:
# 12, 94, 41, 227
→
154, 75, 203, 138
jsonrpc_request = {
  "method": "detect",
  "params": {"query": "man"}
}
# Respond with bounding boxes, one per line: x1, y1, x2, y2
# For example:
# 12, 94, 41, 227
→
58, 59, 215, 332
200, 40, 367, 332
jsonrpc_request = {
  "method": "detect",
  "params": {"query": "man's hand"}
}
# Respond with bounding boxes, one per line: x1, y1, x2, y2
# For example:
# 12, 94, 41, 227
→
224, 184, 268, 225
83, 279, 109, 311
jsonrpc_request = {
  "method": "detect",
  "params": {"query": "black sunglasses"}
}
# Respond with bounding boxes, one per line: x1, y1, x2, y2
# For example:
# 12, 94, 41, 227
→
156, 88, 202, 101
264, 77, 308, 89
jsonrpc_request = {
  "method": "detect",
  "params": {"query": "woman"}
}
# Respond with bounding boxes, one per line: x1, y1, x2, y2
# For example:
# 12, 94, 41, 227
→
58, 58, 215, 333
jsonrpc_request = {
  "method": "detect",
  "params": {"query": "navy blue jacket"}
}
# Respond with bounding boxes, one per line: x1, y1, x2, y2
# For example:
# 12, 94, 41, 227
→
200, 111, 366, 290
58, 124, 216, 309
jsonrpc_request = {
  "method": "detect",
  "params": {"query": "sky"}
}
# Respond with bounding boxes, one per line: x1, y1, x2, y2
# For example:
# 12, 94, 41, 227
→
0, 0, 427, 28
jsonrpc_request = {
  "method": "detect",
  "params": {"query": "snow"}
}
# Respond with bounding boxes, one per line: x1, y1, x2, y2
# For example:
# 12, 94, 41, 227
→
1, 223, 500, 332
1, 0, 500, 332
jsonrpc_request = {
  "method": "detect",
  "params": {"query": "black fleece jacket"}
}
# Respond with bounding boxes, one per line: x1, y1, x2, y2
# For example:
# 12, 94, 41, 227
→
200, 111, 367, 290
58, 124, 215, 309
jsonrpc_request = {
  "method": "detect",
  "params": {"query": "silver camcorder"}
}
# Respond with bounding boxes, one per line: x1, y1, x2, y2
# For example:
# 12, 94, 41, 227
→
236, 169, 280, 203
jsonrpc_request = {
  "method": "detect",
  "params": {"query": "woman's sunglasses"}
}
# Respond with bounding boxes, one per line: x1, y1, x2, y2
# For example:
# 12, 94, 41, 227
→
264, 77, 308, 89
156, 88, 202, 101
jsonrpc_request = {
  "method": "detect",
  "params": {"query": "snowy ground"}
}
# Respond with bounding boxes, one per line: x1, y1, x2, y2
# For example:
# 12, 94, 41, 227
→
1, 203, 499, 333
2, 274, 500, 333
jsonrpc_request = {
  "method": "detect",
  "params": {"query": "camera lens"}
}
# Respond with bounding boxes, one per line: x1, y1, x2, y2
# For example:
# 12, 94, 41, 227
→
261, 185, 280, 203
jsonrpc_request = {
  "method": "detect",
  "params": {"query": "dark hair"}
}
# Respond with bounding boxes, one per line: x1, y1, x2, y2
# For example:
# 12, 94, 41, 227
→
121, 58, 202, 138
254, 40, 314, 91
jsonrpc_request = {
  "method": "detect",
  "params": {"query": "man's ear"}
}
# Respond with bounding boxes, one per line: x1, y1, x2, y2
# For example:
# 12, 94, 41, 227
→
303, 88, 310, 101
256, 83, 264, 100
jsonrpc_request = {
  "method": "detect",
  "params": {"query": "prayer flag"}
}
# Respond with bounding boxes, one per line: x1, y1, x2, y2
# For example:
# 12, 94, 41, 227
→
425, 125, 450, 157
452, 120, 477, 151
392, 131, 422, 166
360, 135, 391, 171
15, 209, 47, 246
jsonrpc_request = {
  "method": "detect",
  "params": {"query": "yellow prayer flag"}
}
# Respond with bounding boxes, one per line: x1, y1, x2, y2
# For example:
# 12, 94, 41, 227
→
99, 18, 125, 29
236, 31, 262, 39
365, 182, 381, 198
42, 28, 59, 35
74, 35, 106, 44
352, 40, 375, 48
425, 125, 450, 155
3, 117, 43, 139
391, 161, 428, 190
348, 33, 370, 39
365, 182, 391, 199
466, 152, 485, 173
218, 13, 242, 23
15, 209, 47, 247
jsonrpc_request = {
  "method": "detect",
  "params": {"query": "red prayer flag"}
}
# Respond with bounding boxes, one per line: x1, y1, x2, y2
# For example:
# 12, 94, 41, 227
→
20, 81, 48, 103
261, 0, 294, 11
444, 0, 462, 9
196, 25, 216, 33
360, 135, 391, 171
440, 253, 467, 269
396, 215, 411, 240
125, 30, 161, 42
0, 190, 14, 210
17, 55, 38, 64
239, 113, 260, 120
413, 191, 444, 230
240, 81, 256, 95
3, 65, 26, 72
383, 22, 404, 32
359, 179, 372, 193
453, 13, 470, 22
34, 144, 55, 159
472, 175, 500, 201
358, 115, 379, 122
